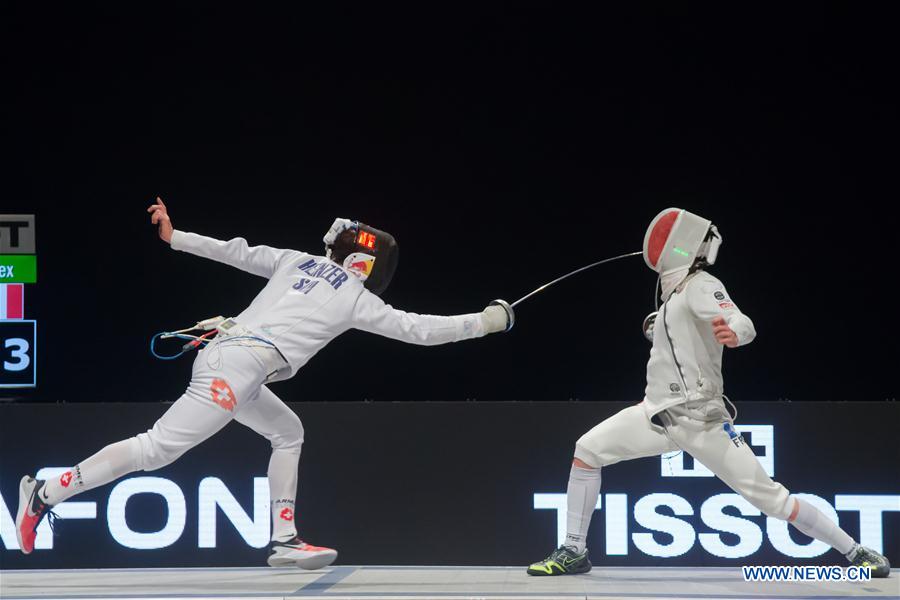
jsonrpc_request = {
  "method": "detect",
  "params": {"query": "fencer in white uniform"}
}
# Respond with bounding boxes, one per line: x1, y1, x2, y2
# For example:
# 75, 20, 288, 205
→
527, 208, 890, 578
15, 198, 514, 569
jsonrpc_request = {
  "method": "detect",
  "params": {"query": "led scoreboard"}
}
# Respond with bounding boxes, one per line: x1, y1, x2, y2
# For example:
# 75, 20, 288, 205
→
0, 215, 37, 388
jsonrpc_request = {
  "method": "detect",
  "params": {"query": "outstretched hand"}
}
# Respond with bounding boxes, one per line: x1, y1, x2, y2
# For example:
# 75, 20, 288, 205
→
482, 300, 515, 334
712, 316, 738, 348
147, 197, 174, 244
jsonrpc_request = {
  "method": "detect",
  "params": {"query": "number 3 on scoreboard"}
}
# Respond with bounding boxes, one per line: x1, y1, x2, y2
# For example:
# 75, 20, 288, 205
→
5, 337, 30, 371
1, 320, 37, 388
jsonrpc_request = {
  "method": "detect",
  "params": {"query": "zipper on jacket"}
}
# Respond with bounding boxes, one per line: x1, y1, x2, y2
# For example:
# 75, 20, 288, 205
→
662, 299, 689, 398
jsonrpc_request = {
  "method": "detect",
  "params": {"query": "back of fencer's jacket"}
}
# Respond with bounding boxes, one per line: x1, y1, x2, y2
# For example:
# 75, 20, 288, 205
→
170, 230, 485, 378
643, 270, 756, 420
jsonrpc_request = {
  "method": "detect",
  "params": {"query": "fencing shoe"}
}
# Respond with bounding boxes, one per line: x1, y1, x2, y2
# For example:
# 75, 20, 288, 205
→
267, 536, 338, 569
16, 476, 54, 554
847, 544, 891, 578
527, 545, 592, 576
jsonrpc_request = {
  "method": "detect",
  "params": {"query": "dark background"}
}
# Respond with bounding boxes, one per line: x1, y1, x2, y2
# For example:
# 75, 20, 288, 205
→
2, 4, 896, 404
2, 402, 898, 568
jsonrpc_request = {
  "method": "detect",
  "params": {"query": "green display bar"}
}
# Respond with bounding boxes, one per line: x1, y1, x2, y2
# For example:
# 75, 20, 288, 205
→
0, 255, 37, 283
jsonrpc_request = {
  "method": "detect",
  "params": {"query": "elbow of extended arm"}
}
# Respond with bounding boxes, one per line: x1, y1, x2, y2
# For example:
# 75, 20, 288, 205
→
733, 314, 757, 346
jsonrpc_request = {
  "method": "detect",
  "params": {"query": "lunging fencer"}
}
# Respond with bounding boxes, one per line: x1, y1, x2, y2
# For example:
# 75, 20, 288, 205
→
526, 208, 890, 578
15, 197, 513, 569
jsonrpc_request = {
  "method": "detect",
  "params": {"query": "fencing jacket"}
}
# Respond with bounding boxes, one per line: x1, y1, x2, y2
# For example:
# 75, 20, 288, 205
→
171, 230, 486, 379
643, 270, 756, 420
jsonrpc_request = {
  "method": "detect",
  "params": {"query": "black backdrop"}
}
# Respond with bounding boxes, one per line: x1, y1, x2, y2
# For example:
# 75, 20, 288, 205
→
1, 401, 898, 568
2, 4, 897, 406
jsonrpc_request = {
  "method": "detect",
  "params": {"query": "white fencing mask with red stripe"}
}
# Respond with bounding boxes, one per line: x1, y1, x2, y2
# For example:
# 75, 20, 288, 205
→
643, 208, 722, 296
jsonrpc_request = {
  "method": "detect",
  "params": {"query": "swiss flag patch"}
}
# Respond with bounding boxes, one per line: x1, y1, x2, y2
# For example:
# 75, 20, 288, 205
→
210, 379, 237, 412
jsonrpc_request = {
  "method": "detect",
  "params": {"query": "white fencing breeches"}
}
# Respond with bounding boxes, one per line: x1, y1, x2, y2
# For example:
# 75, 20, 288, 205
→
135, 341, 302, 470
42, 340, 303, 514
574, 403, 793, 520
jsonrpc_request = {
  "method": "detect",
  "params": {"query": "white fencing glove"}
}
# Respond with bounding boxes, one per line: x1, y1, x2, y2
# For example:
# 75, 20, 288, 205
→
642, 311, 658, 342
482, 299, 515, 334
323, 218, 356, 248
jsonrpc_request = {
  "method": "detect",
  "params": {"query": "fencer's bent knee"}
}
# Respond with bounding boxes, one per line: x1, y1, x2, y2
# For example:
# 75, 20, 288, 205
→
574, 437, 603, 468
269, 410, 304, 453
572, 456, 598, 470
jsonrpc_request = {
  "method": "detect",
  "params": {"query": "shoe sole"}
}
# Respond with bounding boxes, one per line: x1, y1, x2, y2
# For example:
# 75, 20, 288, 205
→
15, 475, 35, 555
526, 564, 592, 576
267, 549, 338, 570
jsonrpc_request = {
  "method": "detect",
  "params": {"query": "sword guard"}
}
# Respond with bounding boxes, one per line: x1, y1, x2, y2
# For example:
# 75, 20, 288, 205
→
489, 299, 515, 332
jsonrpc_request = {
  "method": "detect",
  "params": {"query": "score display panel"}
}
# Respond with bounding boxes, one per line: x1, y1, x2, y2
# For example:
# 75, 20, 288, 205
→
0, 320, 37, 387
1, 215, 37, 389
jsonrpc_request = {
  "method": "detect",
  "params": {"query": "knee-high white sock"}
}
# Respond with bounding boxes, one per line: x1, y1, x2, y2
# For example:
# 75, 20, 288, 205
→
268, 449, 300, 542
40, 438, 140, 506
788, 496, 855, 555
565, 465, 602, 553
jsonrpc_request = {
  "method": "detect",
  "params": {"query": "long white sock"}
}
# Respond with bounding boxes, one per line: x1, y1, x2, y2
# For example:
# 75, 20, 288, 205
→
268, 449, 300, 542
40, 438, 140, 506
565, 465, 602, 553
789, 496, 855, 555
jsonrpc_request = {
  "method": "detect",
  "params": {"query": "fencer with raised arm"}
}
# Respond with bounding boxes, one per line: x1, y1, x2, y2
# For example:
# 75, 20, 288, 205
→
15, 198, 512, 570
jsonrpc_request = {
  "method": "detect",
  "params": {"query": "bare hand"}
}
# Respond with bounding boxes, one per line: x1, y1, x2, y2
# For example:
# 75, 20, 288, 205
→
712, 317, 738, 348
147, 197, 174, 244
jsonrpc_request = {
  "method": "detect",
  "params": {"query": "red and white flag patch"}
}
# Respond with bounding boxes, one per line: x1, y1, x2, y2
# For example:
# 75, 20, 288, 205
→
0, 284, 24, 319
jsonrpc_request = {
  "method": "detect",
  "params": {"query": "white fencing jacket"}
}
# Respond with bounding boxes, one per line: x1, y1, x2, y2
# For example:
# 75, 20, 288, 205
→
644, 270, 756, 420
171, 230, 486, 379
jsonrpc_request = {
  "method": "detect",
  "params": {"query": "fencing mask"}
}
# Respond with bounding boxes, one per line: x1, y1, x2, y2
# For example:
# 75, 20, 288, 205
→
643, 208, 722, 297
324, 219, 399, 295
